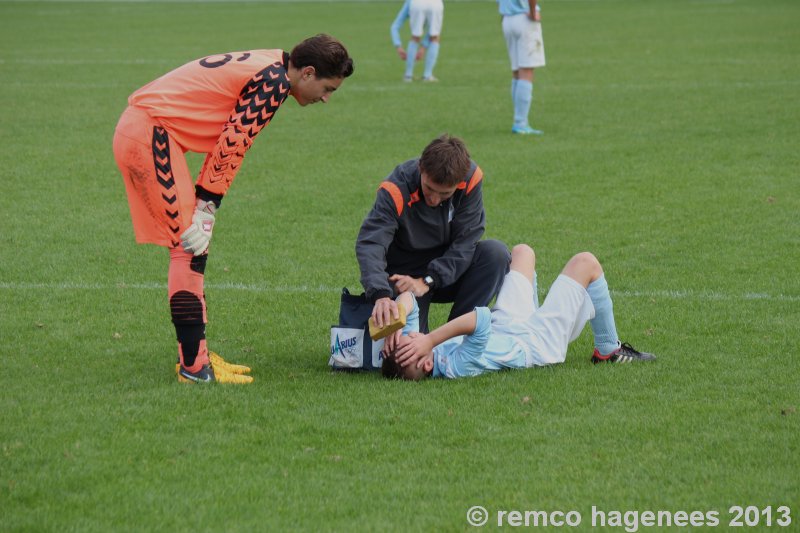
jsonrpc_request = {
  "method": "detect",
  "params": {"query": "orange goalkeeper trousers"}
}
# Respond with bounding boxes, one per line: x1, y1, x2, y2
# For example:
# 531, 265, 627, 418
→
114, 106, 211, 371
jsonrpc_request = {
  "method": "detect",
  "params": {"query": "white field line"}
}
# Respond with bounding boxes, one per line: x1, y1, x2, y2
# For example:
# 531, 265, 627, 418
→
0, 281, 798, 303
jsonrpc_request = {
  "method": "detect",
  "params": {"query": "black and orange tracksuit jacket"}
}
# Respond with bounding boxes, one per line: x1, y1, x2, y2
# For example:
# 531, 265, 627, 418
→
356, 158, 486, 303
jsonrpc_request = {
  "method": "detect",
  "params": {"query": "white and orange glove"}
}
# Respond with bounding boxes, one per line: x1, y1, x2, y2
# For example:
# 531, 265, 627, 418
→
180, 199, 217, 256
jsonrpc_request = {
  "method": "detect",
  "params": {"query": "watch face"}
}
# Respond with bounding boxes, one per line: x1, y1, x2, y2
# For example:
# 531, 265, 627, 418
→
424, 276, 434, 286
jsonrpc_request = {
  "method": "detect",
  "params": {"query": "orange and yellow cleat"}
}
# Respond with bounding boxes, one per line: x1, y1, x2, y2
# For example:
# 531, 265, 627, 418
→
209, 351, 251, 375
176, 352, 253, 384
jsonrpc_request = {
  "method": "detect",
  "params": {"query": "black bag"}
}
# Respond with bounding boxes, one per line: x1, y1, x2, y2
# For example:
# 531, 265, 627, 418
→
329, 288, 384, 370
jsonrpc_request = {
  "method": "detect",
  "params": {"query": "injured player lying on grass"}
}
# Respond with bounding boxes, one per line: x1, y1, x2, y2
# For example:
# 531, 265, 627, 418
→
380, 244, 656, 381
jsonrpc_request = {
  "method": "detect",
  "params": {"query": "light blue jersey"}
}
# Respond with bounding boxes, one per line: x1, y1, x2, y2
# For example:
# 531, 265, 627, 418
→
401, 296, 527, 379
391, 0, 431, 48
497, 0, 541, 17
432, 307, 528, 379
401, 293, 421, 335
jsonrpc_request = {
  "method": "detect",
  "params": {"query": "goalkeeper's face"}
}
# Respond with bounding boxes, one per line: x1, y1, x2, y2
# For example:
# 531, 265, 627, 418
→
291, 68, 344, 106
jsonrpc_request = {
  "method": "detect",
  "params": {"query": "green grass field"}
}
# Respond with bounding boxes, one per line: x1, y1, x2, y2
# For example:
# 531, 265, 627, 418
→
1, 0, 798, 530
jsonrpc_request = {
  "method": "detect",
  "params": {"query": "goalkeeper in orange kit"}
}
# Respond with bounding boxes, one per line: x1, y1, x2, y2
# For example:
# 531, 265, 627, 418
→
112, 34, 354, 384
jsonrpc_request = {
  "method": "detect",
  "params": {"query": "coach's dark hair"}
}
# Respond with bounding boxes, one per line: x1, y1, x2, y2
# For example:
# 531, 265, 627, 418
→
419, 134, 471, 187
290, 34, 354, 79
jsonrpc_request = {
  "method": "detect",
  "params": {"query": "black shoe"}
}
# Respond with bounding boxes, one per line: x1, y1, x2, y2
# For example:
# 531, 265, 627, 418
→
591, 342, 656, 364
177, 363, 216, 383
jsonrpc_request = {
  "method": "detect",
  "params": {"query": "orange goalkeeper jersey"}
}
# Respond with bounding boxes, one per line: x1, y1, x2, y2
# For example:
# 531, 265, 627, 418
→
129, 49, 290, 196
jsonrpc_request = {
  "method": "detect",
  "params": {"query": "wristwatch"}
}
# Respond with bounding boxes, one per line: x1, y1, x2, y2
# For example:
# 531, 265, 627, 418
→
423, 275, 435, 290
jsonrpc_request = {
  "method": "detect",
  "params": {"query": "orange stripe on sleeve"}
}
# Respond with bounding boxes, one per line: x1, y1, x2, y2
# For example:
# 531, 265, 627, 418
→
379, 182, 404, 216
466, 166, 484, 195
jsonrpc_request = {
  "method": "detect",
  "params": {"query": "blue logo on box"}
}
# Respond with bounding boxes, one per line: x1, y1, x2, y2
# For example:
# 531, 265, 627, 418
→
331, 334, 358, 356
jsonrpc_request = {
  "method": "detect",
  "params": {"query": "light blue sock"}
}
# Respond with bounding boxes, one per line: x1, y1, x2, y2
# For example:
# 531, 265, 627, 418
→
511, 78, 518, 99
586, 275, 620, 355
513, 79, 533, 128
405, 40, 419, 78
423, 41, 439, 79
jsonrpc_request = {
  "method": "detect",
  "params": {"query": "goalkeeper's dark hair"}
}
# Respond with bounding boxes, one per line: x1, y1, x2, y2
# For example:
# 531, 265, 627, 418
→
290, 34, 354, 79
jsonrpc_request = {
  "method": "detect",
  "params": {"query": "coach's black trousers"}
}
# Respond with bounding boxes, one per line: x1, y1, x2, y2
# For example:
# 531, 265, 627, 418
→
415, 239, 511, 333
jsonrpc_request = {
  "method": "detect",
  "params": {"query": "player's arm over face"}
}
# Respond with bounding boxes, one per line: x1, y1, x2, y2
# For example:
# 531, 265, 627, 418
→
394, 309, 479, 367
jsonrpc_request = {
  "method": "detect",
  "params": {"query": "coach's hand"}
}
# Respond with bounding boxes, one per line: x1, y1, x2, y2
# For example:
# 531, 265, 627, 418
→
389, 274, 428, 298
180, 200, 216, 256
372, 297, 399, 329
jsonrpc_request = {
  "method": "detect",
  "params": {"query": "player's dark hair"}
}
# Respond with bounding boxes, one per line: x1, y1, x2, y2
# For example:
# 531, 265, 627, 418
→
381, 355, 431, 381
290, 34, 354, 79
419, 134, 471, 187
381, 356, 404, 380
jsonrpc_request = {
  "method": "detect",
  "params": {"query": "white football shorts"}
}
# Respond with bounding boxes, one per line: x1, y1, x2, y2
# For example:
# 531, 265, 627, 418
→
492, 272, 594, 367
502, 13, 546, 70
410, 0, 444, 37
491, 270, 539, 326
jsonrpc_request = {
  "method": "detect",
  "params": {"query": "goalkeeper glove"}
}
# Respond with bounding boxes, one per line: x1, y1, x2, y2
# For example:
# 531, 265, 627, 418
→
180, 199, 217, 256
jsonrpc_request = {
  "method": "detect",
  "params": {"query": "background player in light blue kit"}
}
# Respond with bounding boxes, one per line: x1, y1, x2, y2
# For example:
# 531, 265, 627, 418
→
498, 0, 546, 134
391, 0, 431, 61
404, 0, 444, 82
382, 244, 656, 380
